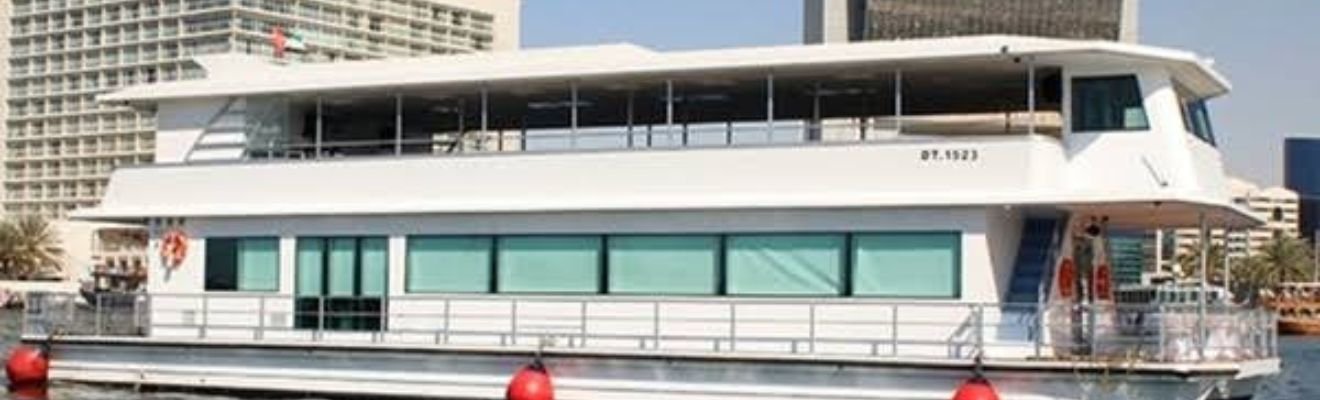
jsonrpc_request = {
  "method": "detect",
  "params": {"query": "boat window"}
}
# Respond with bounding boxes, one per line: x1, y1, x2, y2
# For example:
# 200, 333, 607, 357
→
607, 235, 720, 295
406, 236, 494, 293
1071, 75, 1149, 132
497, 236, 603, 294
725, 234, 845, 296
294, 237, 387, 331
203, 238, 279, 292
1183, 99, 1216, 145
851, 232, 960, 298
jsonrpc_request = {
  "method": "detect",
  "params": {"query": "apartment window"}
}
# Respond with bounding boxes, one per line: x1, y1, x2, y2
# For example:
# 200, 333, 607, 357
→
725, 235, 845, 296
406, 236, 493, 293
1072, 75, 1148, 132
608, 235, 719, 295
497, 236, 601, 294
851, 233, 960, 298
295, 237, 388, 331
204, 238, 279, 292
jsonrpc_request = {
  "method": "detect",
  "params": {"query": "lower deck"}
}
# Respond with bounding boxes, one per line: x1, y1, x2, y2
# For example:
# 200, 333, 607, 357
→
30, 335, 1277, 400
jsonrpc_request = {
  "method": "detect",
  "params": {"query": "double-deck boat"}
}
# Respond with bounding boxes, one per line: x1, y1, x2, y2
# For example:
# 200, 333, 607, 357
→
20, 35, 1280, 399
1263, 282, 1320, 336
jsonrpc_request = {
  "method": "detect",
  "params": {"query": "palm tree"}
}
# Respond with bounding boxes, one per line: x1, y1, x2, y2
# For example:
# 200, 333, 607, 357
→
0, 216, 63, 280
1232, 236, 1313, 303
1174, 239, 1228, 284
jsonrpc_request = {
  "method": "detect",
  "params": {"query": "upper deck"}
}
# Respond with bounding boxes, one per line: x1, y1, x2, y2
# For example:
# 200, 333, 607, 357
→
82, 36, 1250, 226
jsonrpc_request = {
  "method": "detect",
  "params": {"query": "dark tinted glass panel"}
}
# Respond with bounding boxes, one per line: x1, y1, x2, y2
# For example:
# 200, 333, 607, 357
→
1072, 76, 1148, 132
204, 239, 238, 291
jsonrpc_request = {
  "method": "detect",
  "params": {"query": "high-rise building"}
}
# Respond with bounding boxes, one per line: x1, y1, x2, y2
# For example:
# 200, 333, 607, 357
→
6, 0, 520, 218
1174, 177, 1300, 260
805, 0, 1140, 44
1285, 137, 1320, 241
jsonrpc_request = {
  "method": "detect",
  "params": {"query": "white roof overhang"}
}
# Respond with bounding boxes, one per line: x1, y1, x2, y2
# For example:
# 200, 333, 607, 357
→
100, 35, 1231, 106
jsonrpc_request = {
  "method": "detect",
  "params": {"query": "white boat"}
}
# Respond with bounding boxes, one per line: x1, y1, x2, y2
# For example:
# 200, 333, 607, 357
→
22, 35, 1279, 399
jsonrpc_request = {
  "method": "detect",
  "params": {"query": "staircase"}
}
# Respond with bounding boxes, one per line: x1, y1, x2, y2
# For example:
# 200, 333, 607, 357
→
1006, 217, 1063, 304
186, 98, 249, 162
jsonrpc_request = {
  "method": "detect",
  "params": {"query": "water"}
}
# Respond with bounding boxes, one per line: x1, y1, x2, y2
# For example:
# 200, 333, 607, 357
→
0, 310, 1315, 400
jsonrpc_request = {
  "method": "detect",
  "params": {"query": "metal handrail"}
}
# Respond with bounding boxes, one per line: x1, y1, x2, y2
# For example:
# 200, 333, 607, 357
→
24, 292, 1277, 364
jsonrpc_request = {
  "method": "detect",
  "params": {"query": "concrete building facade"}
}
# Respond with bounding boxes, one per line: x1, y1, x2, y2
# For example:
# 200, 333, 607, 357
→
805, 0, 1140, 44
1175, 177, 1300, 260
6, 0, 520, 219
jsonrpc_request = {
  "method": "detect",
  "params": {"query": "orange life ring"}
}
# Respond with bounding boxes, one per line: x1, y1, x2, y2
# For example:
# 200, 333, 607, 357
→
160, 229, 188, 270
1094, 263, 1113, 301
1056, 258, 1076, 300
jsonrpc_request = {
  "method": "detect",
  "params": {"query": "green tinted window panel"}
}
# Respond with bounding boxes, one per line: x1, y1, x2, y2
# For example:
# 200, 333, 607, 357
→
295, 239, 325, 296
327, 238, 358, 296
608, 235, 719, 295
498, 236, 601, 294
726, 234, 844, 296
407, 237, 492, 293
852, 232, 960, 298
237, 238, 279, 292
359, 237, 389, 297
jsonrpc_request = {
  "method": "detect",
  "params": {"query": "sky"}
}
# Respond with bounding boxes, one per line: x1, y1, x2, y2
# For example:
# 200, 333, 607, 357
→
522, 0, 1320, 186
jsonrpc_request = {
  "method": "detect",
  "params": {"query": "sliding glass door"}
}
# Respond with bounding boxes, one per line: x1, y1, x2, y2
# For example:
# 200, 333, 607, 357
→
295, 237, 388, 331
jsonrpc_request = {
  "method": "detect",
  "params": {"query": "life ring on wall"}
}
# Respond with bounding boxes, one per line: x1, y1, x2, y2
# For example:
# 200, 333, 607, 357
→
1094, 263, 1113, 301
160, 229, 188, 270
1056, 258, 1076, 300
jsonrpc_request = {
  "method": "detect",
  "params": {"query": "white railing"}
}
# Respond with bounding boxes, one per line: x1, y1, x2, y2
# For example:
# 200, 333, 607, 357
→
24, 292, 1276, 364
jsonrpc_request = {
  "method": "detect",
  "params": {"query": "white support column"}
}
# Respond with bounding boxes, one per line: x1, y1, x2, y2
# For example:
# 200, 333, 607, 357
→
666, 79, 675, 138
811, 81, 821, 141
570, 80, 579, 149
394, 93, 403, 156
766, 73, 776, 142
1197, 213, 1209, 360
894, 69, 904, 135
315, 96, 323, 158
1027, 57, 1037, 135
480, 85, 489, 151
626, 90, 635, 148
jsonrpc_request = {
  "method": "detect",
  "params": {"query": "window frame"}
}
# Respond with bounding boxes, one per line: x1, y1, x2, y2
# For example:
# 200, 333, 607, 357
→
1070, 74, 1150, 133
203, 236, 281, 293
848, 231, 962, 299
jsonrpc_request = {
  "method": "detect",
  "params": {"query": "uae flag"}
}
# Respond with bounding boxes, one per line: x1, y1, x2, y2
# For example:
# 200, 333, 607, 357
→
271, 26, 308, 58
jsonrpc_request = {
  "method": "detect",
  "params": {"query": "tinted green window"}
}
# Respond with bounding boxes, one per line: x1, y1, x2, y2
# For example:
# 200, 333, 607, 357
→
237, 238, 279, 292
1072, 75, 1149, 132
205, 238, 278, 292
295, 239, 324, 296
407, 237, 492, 293
608, 235, 719, 295
327, 238, 358, 296
852, 233, 960, 298
498, 236, 601, 294
359, 238, 388, 297
726, 234, 844, 296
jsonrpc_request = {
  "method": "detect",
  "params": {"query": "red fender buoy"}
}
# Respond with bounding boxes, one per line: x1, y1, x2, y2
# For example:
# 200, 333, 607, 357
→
6, 346, 49, 390
952, 377, 1000, 400
506, 362, 553, 400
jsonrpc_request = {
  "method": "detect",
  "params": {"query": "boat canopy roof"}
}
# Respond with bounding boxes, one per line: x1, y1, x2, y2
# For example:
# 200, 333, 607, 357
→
100, 35, 1230, 106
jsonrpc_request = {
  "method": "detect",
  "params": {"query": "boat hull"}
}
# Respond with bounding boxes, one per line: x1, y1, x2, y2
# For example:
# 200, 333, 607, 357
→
35, 337, 1276, 400
1278, 318, 1320, 336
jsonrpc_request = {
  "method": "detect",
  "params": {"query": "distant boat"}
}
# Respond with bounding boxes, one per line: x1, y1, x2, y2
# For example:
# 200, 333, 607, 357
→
1263, 283, 1320, 336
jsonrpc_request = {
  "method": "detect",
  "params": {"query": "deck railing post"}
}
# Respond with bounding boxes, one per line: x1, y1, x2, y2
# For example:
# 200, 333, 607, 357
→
256, 295, 266, 340
974, 304, 985, 357
652, 301, 661, 350
728, 303, 737, 352
442, 298, 451, 344
317, 296, 325, 342
578, 301, 588, 348
94, 293, 103, 336
891, 304, 900, 356
377, 297, 388, 343
510, 299, 519, 346
200, 295, 209, 339
808, 303, 817, 354
133, 293, 142, 335
1156, 304, 1167, 361
1033, 303, 1044, 358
